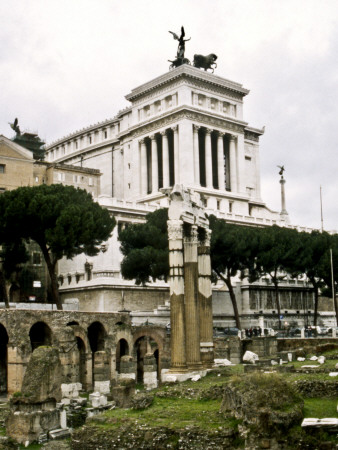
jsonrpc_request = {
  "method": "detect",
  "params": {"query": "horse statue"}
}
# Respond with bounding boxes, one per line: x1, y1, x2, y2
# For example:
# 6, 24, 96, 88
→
193, 54, 218, 73
168, 57, 191, 70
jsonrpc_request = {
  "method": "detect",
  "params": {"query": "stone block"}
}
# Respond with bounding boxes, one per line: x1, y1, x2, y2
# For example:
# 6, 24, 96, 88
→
94, 380, 110, 394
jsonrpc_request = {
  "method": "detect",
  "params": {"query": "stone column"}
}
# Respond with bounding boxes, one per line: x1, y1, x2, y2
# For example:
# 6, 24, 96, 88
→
229, 135, 237, 192
205, 129, 213, 188
184, 225, 202, 370
193, 125, 200, 186
139, 139, 147, 195
161, 131, 170, 188
173, 126, 179, 184
198, 229, 214, 367
150, 134, 158, 193
168, 220, 187, 371
217, 132, 225, 191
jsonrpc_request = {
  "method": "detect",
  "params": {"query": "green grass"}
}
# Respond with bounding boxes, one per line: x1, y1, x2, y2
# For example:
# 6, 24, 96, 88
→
92, 396, 227, 431
303, 398, 338, 418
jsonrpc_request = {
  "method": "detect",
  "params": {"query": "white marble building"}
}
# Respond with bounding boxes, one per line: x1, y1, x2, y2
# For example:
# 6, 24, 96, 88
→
45, 65, 302, 322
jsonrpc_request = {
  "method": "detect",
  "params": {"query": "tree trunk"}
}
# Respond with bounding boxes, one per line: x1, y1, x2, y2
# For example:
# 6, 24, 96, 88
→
215, 270, 241, 329
273, 279, 281, 329
313, 284, 319, 326
0, 270, 9, 308
39, 244, 62, 310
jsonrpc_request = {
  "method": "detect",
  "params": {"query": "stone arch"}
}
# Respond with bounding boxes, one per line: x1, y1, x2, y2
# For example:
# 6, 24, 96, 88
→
88, 321, 106, 352
87, 321, 108, 387
133, 329, 165, 384
29, 321, 52, 351
116, 338, 129, 374
76, 337, 86, 388
0, 323, 8, 394
67, 323, 90, 389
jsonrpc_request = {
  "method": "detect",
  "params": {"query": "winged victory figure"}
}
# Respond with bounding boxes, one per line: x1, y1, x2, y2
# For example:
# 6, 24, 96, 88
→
9, 117, 21, 135
277, 165, 285, 177
169, 26, 190, 60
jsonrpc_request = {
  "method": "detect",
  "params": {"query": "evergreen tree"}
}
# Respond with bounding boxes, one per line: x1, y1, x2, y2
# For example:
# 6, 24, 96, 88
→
0, 184, 115, 309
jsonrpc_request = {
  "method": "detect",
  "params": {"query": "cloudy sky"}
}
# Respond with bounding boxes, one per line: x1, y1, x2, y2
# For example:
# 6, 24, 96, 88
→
1, 0, 337, 231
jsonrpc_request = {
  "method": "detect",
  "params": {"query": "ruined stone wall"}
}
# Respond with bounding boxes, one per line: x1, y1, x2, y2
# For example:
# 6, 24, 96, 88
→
0, 309, 132, 394
60, 286, 169, 313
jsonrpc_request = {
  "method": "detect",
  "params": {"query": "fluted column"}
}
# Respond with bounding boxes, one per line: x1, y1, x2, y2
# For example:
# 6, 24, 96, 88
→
150, 134, 158, 193
139, 139, 147, 196
217, 132, 225, 190
205, 129, 213, 188
161, 131, 170, 187
193, 125, 200, 186
198, 229, 214, 368
229, 135, 237, 192
168, 220, 187, 371
184, 225, 202, 370
173, 126, 179, 184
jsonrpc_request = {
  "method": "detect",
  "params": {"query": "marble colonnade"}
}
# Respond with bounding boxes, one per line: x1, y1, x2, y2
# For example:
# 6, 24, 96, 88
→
138, 126, 239, 196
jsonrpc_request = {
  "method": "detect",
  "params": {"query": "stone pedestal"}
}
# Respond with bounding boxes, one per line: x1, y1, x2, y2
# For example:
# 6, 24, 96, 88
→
143, 353, 158, 390
118, 355, 136, 381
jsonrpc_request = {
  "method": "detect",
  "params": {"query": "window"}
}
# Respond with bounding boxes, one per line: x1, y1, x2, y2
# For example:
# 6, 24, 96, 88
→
229, 201, 233, 213
74, 175, 78, 183
0, 164, 5, 174
32, 252, 41, 265
88, 177, 93, 186
57, 172, 65, 182
245, 156, 251, 161
104, 130, 107, 139
217, 200, 221, 210
88, 136, 92, 144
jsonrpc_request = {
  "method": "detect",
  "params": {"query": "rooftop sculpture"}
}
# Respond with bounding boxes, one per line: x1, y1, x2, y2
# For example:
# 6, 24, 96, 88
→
168, 26, 191, 69
168, 27, 218, 73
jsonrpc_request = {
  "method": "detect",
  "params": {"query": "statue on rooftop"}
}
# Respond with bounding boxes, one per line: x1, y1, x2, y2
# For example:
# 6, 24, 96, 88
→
9, 117, 21, 135
168, 26, 191, 69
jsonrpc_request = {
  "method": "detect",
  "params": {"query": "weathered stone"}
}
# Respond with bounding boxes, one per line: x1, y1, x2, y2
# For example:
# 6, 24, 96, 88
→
131, 392, 154, 410
21, 347, 62, 403
220, 373, 303, 437
243, 350, 259, 364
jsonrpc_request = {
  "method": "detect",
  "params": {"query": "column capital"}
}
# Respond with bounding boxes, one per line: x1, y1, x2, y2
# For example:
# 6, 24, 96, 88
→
218, 131, 225, 138
184, 224, 199, 244
172, 125, 178, 133
229, 134, 237, 142
160, 130, 167, 137
149, 134, 156, 141
205, 128, 212, 136
193, 124, 200, 133
139, 138, 145, 145
167, 220, 183, 240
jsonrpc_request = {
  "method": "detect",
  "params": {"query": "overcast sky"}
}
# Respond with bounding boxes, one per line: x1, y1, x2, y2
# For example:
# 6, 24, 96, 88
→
1, 0, 337, 231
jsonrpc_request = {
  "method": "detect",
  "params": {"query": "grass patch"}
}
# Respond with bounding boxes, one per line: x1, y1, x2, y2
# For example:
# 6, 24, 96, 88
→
94, 396, 225, 431
303, 398, 338, 418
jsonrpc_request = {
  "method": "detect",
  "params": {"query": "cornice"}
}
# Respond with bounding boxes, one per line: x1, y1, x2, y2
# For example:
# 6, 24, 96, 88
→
118, 106, 248, 139
125, 65, 249, 102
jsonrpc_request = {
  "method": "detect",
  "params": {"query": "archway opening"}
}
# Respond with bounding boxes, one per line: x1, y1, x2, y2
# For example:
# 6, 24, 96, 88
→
134, 336, 159, 384
116, 338, 129, 373
67, 321, 79, 326
29, 321, 52, 351
88, 322, 106, 352
88, 322, 106, 386
76, 337, 86, 388
0, 324, 8, 394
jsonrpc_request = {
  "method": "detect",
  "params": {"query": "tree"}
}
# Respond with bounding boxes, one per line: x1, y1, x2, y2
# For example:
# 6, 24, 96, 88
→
119, 208, 169, 285
209, 215, 259, 329
252, 225, 302, 329
0, 238, 29, 308
294, 230, 333, 326
0, 184, 115, 309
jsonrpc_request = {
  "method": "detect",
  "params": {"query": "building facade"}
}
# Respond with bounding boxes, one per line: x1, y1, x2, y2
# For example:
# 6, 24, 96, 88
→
40, 66, 322, 325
